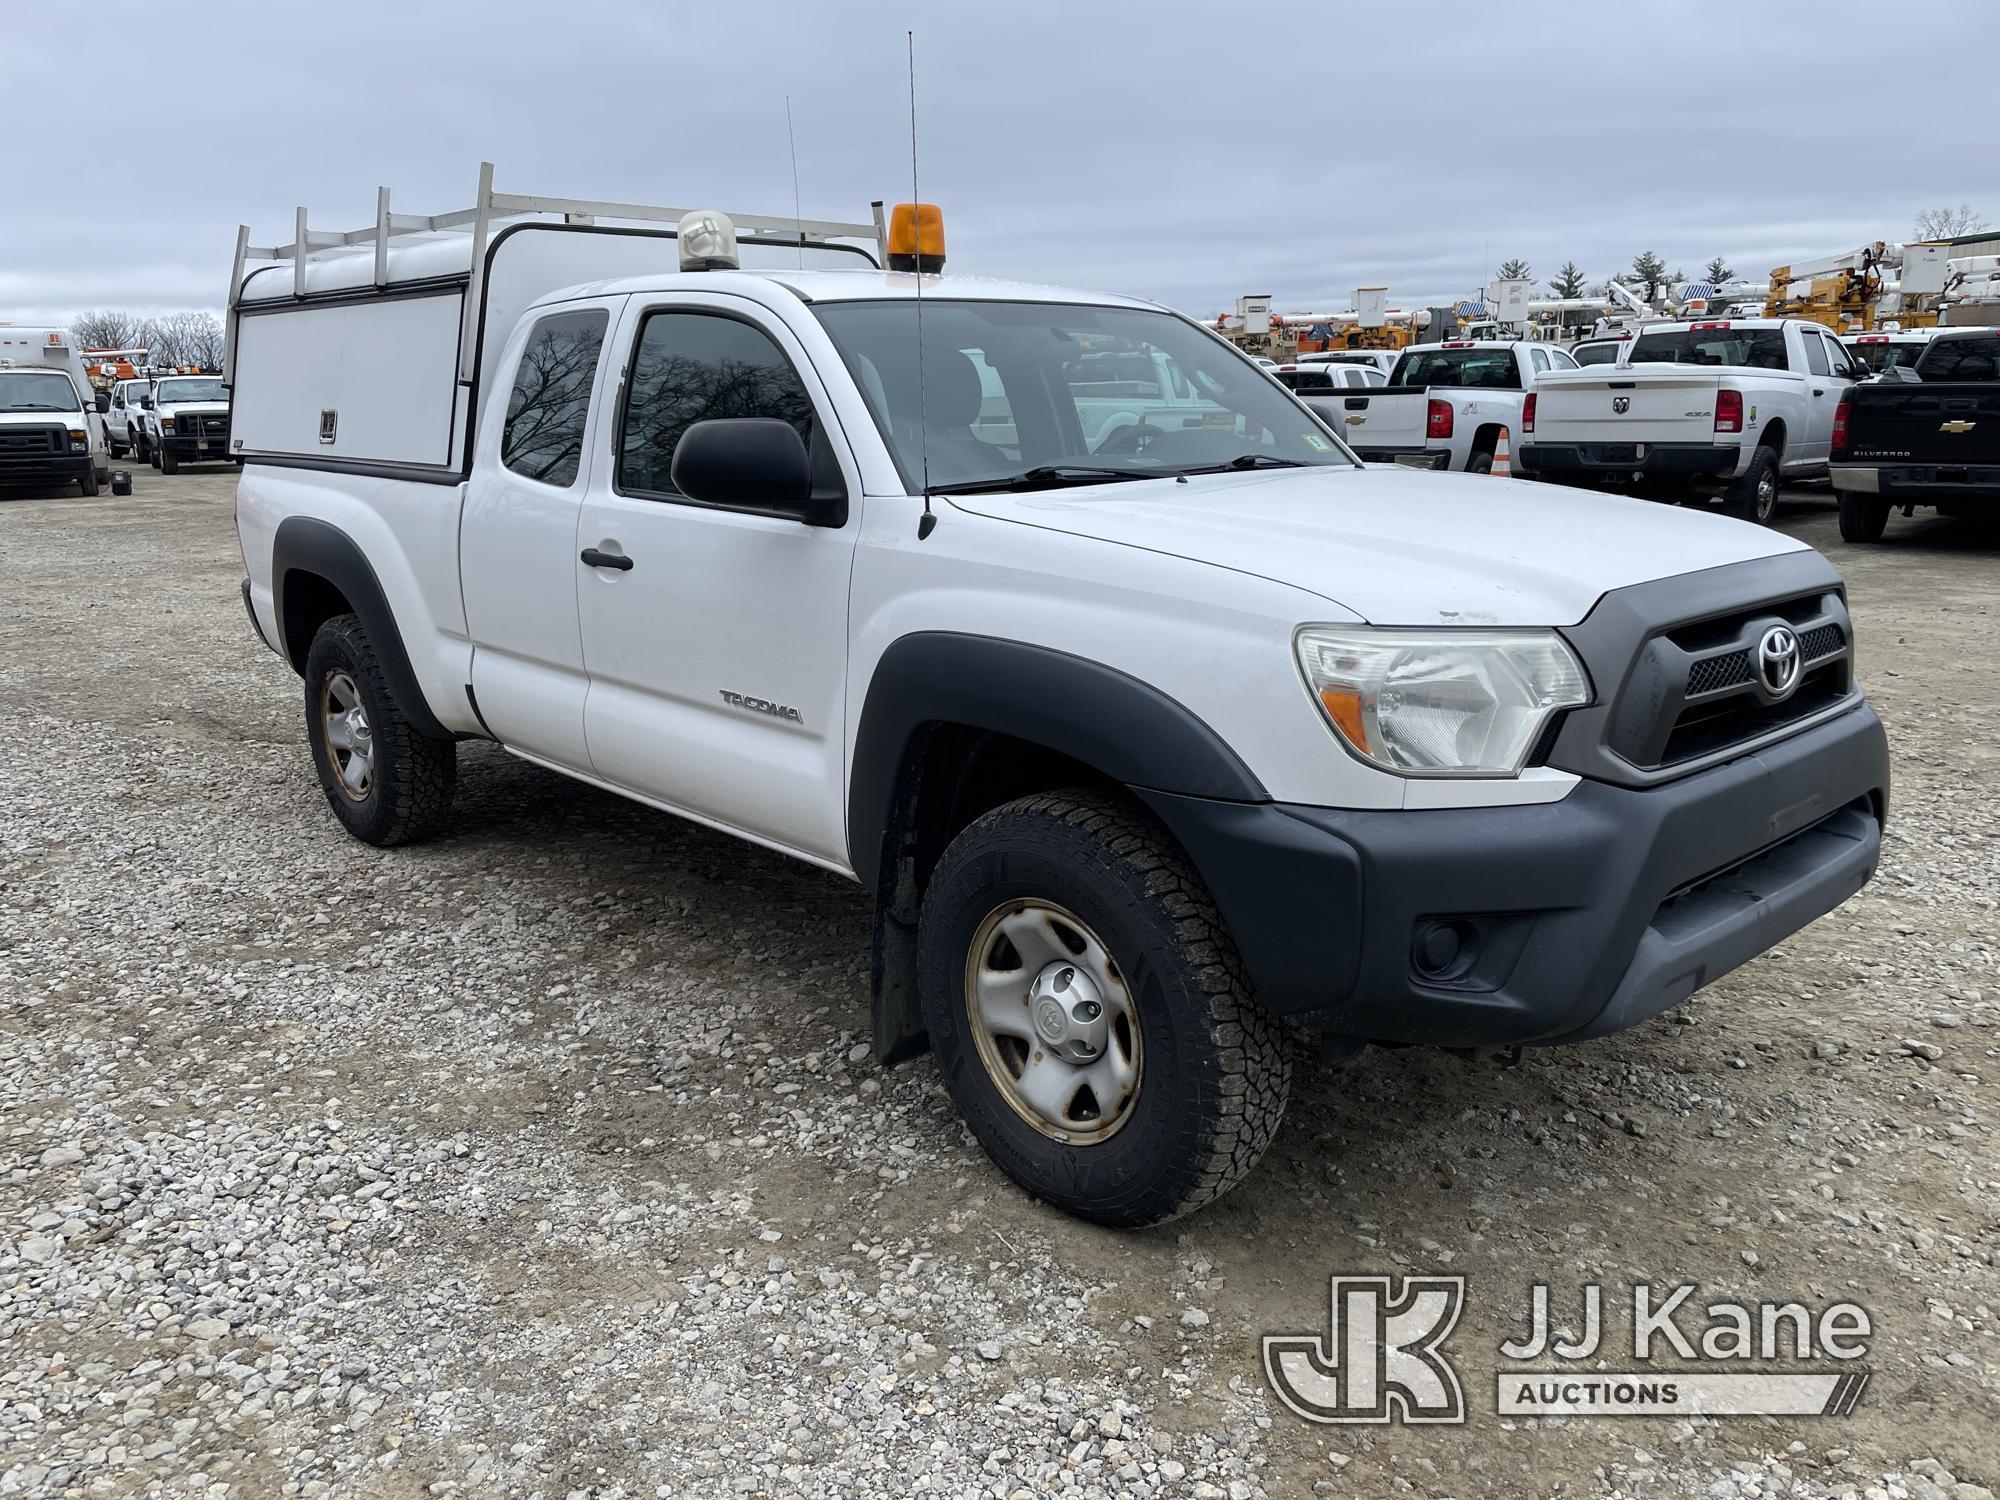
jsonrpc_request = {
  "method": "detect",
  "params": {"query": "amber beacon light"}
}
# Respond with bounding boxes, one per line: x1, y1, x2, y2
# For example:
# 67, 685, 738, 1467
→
887, 203, 946, 273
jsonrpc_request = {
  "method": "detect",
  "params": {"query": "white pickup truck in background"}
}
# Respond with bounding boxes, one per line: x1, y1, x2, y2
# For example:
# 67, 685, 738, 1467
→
1520, 318, 1862, 523
1331, 340, 1575, 473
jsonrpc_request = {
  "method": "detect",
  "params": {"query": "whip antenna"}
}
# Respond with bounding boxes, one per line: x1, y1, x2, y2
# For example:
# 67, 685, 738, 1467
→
908, 30, 936, 540
785, 96, 804, 270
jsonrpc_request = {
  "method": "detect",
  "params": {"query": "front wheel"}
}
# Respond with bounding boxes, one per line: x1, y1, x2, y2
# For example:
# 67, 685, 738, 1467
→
1722, 446, 1779, 524
304, 614, 456, 846
79, 464, 101, 497
1838, 491, 1891, 543
918, 790, 1290, 1228
107, 438, 128, 459
159, 445, 180, 475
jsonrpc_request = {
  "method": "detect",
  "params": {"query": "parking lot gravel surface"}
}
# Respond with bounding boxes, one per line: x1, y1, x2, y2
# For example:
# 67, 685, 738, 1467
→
3, 469, 1996, 1500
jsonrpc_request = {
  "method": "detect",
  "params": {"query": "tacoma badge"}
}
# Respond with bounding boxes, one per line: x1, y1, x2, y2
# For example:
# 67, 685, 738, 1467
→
719, 690, 802, 724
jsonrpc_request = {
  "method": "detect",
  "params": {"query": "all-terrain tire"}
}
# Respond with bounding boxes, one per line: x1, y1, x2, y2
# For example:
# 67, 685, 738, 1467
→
1837, 491, 1890, 543
1722, 445, 1779, 524
303, 613, 456, 846
917, 789, 1290, 1228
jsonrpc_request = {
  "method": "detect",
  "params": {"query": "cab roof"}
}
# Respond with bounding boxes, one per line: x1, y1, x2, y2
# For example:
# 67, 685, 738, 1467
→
533, 268, 1164, 313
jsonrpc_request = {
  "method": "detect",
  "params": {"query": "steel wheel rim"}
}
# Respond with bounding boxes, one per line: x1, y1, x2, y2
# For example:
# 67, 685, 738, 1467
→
1757, 468, 1776, 520
319, 669, 375, 801
963, 899, 1142, 1145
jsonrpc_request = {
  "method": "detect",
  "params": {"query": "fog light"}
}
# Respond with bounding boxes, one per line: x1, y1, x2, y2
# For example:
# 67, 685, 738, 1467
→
1411, 919, 1479, 983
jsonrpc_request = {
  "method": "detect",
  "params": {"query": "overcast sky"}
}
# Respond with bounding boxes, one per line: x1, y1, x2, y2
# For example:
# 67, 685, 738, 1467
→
4, 0, 1993, 328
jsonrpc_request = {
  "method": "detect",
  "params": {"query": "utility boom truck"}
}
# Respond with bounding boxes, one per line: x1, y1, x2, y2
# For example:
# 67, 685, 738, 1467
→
231, 166, 1889, 1228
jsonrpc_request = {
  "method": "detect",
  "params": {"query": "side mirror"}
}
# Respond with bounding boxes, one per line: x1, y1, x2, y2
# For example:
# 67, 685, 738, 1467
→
668, 418, 845, 526
95, 392, 111, 413
140, 395, 155, 409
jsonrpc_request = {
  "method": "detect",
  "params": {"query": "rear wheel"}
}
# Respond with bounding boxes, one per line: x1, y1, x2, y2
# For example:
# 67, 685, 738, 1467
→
1464, 449, 1494, 476
1838, 491, 1891, 543
304, 614, 456, 846
1722, 446, 1779, 524
918, 790, 1290, 1227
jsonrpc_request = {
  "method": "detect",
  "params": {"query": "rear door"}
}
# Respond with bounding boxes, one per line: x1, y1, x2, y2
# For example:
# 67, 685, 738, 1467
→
462, 298, 621, 769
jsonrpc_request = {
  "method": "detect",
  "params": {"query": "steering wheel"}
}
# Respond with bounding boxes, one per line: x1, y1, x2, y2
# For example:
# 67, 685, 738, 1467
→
1096, 418, 1159, 457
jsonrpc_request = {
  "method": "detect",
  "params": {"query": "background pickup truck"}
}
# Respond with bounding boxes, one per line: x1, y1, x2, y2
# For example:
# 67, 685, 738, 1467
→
1330, 340, 1574, 474
1521, 318, 1861, 524
1831, 327, 2000, 541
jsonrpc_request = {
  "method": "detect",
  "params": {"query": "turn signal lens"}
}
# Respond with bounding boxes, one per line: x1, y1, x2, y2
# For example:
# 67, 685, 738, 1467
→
1522, 393, 1537, 434
1426, 398, 1454, 439
1831, 397, 1851, 455
1714, 390, 1743, 434
887, 202, 946, 273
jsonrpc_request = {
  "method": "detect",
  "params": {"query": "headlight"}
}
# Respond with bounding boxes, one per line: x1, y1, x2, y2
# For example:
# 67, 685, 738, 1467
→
160, 416, 175, 429
1295, 626, 1590, 776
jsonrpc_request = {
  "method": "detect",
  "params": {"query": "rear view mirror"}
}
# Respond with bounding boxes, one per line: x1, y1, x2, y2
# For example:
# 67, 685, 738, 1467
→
669, 418, 845, 526
95, 391, 111, 412
140, 395, 155, 409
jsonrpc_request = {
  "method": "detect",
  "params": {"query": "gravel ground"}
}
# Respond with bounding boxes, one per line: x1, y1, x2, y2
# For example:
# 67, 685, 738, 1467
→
2, 470, 1996, 1500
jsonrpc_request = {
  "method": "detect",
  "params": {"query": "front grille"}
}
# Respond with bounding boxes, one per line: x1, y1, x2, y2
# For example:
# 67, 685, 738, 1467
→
0, 425, 62, 456
1598, 589, 1855, 772
194, 413, 229, 439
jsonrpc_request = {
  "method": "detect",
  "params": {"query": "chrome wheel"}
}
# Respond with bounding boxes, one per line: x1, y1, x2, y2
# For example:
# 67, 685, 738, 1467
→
964, 900, 1142, 1144
319, 669, 375, 801
1755, 467, 1777, 522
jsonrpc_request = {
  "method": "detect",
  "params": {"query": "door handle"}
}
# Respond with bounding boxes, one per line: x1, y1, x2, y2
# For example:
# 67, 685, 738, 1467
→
1812, 388, 1825, 397
580, 547, 633, 571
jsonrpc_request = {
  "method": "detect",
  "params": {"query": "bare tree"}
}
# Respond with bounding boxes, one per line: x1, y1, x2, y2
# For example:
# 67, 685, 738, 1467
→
139, 312, 226, 371
70, 309, 141, 351
1913, 204, 1988, 240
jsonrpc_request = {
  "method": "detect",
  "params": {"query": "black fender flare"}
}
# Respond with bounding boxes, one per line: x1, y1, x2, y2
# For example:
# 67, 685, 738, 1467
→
271, 515, 452, 741
846, 631, 1267, 890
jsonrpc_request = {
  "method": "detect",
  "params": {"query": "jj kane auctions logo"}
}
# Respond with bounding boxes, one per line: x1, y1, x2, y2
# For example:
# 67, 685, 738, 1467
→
1264, 1277, 1872, 1424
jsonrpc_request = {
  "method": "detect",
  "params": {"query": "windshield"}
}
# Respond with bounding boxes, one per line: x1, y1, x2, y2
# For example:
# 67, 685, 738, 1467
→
1571, 342, 1623, 366
0, 371, 79, 411
1629, 328, 1788, 370
1387, 347, 1521, 390
810, 299, 1352, 492
157, 377, 226, 403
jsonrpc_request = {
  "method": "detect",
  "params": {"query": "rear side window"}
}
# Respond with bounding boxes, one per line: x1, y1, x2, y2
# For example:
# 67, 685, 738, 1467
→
1802, 334, 1829, 376
1275, 368, 1335, 391
1572, 343, 1620, 366
501, 309, 608, 487
619, 312, 815, 498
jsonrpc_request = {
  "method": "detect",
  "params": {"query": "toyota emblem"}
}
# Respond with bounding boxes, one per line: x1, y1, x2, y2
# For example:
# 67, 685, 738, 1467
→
1757, 625, 1802, 700
1612, 396, 1631, 414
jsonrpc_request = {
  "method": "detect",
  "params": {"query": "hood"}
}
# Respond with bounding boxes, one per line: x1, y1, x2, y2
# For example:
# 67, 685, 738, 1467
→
945, 465, 1805, 626
0, 408, 82, 423
159, 400, 229, 415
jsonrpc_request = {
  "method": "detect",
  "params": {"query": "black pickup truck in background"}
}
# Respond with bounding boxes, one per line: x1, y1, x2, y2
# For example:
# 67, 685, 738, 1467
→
1831, 328, 2000, 542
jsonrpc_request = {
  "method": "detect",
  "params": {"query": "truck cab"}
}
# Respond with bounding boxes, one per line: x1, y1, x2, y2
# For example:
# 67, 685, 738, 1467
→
230, 170, 1888, 1229
104, 377, 152, 458
0, 325, 115, 496
139, 374, 232, 472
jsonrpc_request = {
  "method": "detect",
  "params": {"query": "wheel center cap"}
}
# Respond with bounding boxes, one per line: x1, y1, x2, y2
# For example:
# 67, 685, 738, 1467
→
1027, 962, 1108, 1063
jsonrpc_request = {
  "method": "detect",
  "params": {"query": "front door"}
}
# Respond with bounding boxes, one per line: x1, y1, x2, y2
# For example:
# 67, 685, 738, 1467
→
462, 299, 620, 768
575, 296, 860, 869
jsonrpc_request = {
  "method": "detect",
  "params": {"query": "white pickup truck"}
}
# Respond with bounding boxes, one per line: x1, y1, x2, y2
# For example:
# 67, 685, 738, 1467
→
103, 377, 152, 459
138, 374, 233, 473
1521, 318, 1862, 523
1332, 340, 1576, 473
230, 172, 1889, 1228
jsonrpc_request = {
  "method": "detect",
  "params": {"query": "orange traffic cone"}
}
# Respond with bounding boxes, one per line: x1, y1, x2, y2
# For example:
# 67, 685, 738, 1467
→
1491, 427, 1513, 477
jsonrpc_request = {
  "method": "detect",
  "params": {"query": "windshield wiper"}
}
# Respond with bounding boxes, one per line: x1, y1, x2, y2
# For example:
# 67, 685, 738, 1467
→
2, 404, 72, 412
1183, 454, 1313, 474
936, 464, 1178, 495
